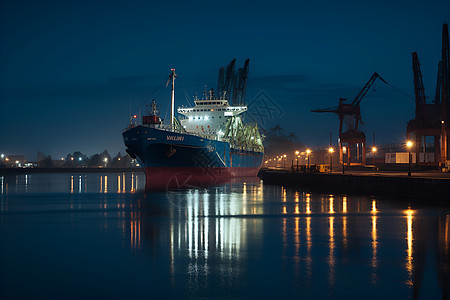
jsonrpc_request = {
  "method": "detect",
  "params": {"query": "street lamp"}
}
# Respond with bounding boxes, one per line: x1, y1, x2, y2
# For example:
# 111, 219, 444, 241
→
306, 149, 311, 172
283, 154, 287, 169
104, 157, 108, 168
328, 147, 334, 173
342, 146, 347, 174
371, 147, 377, 168
406, 140, 413, 176
295, 150, 299, 171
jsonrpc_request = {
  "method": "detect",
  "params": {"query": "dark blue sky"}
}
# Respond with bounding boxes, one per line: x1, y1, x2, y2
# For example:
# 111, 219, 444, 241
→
1, 0, 449, 159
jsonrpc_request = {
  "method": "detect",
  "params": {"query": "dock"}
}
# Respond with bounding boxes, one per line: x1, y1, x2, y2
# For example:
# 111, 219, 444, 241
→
259, 169, 450, 203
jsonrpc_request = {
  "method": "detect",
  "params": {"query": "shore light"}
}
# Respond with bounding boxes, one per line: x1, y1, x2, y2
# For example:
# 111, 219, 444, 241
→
371, 147, 377, 168
306, 149, 311, 171
328, 147, 334, 173
406, 140, 413, 176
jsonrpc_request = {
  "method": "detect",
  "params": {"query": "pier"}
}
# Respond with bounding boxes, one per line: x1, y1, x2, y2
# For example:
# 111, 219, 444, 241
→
259, 169, 450, 203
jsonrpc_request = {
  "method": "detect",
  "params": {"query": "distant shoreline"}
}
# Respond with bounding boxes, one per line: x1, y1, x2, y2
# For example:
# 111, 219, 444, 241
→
0, 167, 144, 174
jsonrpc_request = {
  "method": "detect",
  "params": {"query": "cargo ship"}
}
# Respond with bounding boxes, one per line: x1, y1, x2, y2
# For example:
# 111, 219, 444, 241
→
123, 60, 264, 189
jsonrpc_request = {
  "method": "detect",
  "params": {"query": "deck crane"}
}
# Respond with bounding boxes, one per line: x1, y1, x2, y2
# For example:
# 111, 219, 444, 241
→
312, 72, 389, 166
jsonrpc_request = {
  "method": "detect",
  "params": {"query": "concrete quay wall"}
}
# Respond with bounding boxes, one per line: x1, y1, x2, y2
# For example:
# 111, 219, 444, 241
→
259, 170, 450, 203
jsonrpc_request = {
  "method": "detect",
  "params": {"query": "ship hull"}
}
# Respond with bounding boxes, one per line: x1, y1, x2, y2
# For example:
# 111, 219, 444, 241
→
144, 166, 260, 190
123, 126, 263, 190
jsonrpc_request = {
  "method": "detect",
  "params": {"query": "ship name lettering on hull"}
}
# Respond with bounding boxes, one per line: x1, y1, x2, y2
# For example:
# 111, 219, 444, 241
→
167, 136, 184, 141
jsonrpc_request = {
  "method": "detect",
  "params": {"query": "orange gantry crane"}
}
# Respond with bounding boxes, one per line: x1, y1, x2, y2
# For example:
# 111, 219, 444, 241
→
312, 72, 389, 166
407, 23, 449, 166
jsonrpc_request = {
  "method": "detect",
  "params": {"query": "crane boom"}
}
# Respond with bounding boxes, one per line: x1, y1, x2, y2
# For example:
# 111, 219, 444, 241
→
412, 52, 427, 120
352, 72, 389, 105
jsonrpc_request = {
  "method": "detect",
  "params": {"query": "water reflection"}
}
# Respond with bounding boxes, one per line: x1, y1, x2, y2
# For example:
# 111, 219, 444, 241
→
121, 185, 450, 298
371, 213, 378, 283
405, 209, 414, 287
1, 174, 449, 299
0, 173, 143, 194
328, 215, 335, 286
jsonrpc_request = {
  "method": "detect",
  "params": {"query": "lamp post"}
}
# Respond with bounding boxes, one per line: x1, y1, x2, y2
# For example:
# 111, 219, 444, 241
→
371, 147, 377, 169
328, 147, 334, 173
295, 151, 299, 172
306, 149, 311, 172
283, 154, 287, 170
342, 146, 347, 174
406, 141, 413, 176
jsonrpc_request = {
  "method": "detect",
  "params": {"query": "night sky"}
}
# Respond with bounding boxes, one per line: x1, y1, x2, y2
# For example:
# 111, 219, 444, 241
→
1, 0, 449, 160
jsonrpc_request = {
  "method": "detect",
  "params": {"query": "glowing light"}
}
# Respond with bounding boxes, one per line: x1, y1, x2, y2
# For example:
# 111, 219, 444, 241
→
405, 209, 414, 285
328, 216, 335, 286
371, 199, 377, 214
295, 150, 299, 155
306, 216, 312, 278
306, 149, 311, 154
78, 157, 82, 161
406, 141, 413, 148
328, 147, 334, 153
371, 214, 378, 273
133, 115, 137, 118
0, 154, 4, 159
283, 154, 287, 158
306, 194, 311, 214
342, 146, 347, 154
342, 216, 347, 247
372, 147, 377, 153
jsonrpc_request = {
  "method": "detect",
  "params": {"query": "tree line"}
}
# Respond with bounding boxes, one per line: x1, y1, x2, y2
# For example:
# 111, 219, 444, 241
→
36, 150, 137, 168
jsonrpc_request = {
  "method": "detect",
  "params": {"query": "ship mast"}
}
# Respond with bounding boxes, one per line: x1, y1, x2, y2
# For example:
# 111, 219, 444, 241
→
170, 68, 177, 131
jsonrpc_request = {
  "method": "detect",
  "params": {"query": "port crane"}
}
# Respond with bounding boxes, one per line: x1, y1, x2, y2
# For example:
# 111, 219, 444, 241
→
217, 58, 250, 105
312, 72, 389, 166
407, 23, 449, 166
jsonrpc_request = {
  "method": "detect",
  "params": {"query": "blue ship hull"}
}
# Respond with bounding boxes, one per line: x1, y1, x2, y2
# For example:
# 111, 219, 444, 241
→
123, 126, 263, 189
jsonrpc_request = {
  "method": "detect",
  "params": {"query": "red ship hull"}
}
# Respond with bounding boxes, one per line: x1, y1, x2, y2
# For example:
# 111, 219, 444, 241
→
145, 167, 261, 190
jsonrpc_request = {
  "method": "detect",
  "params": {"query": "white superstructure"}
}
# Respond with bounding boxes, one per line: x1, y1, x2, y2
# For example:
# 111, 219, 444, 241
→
177, 99, 247, 137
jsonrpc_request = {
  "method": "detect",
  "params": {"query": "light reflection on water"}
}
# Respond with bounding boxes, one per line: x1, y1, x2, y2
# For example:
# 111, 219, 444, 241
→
0, 173, 449, 299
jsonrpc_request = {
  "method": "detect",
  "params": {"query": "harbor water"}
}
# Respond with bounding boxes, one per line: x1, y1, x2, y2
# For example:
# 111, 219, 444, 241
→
0, 173, 449, 299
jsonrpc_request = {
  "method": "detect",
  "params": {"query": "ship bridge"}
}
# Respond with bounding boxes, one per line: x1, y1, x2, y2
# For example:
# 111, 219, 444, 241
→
177, 100, 247, 137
